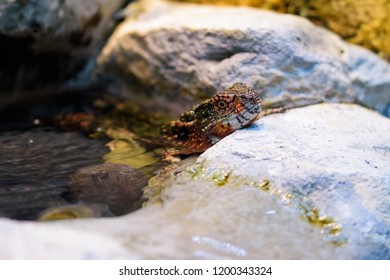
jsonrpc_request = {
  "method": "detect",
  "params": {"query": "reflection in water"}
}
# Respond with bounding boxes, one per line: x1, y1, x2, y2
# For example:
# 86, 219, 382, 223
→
0, 128, 108, 220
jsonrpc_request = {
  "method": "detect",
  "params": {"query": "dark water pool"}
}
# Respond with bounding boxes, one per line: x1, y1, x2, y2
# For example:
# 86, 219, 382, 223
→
0, 127, 109, 220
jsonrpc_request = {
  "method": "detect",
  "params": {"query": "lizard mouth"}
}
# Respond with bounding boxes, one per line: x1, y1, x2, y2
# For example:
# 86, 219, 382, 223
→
208, 100, 262, 139
225, 101, 262, 129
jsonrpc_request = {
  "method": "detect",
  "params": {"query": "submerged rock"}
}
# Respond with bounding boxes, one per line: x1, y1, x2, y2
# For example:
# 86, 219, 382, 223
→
68, 163, 148, 215
0, 129, 108, 220
0, 103, 388, 259
97, 0, 390, 117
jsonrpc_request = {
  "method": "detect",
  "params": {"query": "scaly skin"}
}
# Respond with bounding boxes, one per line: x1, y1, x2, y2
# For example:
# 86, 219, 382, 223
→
160, 82, 262, 155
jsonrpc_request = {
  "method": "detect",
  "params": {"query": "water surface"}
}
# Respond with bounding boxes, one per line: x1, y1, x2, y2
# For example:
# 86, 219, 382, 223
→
0, 127, 108, 220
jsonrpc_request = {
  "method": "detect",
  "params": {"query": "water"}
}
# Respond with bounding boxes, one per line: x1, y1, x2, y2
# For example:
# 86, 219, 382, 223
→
0, 91, 173, 221
0, 127, 109, 220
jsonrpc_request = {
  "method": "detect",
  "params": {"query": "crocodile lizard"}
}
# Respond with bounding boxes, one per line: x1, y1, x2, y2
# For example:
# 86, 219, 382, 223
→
159, 82, 262, 156
55, 83, 262, 158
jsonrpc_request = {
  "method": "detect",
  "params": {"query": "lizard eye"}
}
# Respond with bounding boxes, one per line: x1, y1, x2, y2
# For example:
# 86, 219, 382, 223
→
217, 101, 226, 109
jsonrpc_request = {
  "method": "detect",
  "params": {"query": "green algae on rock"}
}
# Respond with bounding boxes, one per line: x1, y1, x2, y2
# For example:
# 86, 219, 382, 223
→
185, 160, 347, 245
142, 157, 198, 205
189, 103, 390, 258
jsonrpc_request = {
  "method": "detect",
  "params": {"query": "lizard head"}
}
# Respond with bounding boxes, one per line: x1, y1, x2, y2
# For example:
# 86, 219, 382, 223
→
194, 82, 262, 143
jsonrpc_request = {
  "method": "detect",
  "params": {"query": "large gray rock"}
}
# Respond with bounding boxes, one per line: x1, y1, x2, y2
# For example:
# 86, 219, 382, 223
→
0, 0, 125, 98
97, 0, 390, 117
195, 103, 390, 259
0, 103, 388, 259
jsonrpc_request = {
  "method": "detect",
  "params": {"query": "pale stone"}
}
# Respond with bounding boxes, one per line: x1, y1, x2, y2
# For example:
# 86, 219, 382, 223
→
194, 103, 390, 259
97, 0, 390, 117
0, 218, 137, 259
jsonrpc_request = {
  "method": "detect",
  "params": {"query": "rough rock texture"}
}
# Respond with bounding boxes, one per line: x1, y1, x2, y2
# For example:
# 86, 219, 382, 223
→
0, 0, 125, 99
195, 103, 390, 259
0, 103, 388, 259
174, 0, 390, 60
97, 0, 390, 117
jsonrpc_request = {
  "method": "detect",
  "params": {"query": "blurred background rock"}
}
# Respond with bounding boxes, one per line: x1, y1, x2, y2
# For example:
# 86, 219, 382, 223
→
0, 0, 129, 106
174, 0, 390, 61
1, 0, 388, 107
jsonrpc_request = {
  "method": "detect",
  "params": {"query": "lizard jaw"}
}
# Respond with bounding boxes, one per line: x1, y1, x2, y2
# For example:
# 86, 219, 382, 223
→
208, 101, 262, 140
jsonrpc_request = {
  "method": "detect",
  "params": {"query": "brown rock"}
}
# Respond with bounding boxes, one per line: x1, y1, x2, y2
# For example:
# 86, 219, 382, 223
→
68, 163, 147, 215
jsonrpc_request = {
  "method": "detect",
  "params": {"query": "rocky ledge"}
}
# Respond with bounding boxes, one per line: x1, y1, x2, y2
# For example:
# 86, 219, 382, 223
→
1, 103, 389, 259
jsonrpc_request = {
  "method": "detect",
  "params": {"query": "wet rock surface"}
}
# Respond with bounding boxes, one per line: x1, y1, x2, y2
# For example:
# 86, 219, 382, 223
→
1, 104, 388, 259
97, 0, 390, 117
68, 163, 148, 215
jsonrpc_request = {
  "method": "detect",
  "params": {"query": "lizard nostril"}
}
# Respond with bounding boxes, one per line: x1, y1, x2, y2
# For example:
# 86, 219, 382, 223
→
176, 126, 190, 141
